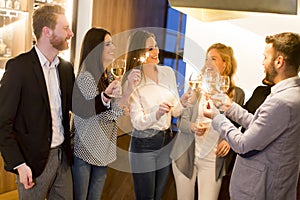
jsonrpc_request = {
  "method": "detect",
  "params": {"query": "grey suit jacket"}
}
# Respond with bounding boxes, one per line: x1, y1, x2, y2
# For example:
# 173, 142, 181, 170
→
212, 77, 300, 200
170, 86, 244, 180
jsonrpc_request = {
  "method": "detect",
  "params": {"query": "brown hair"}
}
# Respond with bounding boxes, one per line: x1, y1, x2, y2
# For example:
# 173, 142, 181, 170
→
125, 30, 155, 71
32, 5, 65, 40
265, 32, 300, 74
123, 30, 155, 84
78, 28, 111, 93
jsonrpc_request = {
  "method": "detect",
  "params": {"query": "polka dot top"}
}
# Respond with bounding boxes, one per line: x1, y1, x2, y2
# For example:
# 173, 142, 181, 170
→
73, 71, 123, 166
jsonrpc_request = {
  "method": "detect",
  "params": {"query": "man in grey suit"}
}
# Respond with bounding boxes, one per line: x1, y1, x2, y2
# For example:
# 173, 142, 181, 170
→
203, 32, 300, 200
0, 5, 74, 199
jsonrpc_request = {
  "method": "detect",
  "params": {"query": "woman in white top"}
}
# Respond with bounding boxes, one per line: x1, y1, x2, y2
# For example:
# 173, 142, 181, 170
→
123, 30, 186, 200
170, 43, 245, 200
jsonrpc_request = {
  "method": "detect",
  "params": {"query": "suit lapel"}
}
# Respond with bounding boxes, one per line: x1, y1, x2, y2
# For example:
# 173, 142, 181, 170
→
30, 48, 51, 112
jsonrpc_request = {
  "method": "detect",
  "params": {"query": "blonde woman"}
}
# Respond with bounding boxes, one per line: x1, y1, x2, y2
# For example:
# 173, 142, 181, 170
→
171, 43, 245, 200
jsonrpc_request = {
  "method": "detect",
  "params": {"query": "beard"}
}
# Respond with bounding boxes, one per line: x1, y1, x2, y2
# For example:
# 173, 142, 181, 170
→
265, 62, 277, 84
50, 34, 69, 51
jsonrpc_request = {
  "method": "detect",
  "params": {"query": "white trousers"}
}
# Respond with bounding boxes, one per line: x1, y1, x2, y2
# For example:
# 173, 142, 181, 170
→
172, 152, 222, 200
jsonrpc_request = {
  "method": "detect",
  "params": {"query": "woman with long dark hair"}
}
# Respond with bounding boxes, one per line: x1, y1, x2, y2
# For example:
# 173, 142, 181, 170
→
72, 28, 140, 200
123, 30, 187, 200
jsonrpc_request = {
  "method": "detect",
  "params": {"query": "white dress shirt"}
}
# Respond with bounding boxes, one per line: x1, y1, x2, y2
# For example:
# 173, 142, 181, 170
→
35, 46, 64, 148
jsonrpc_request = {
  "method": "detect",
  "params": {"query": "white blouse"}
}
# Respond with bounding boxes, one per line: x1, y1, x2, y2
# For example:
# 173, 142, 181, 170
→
129, 65, 183, 131
195, 96, 219, 160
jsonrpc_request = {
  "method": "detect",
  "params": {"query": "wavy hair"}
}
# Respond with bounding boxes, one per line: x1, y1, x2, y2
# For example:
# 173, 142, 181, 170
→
206, 43, 237, 99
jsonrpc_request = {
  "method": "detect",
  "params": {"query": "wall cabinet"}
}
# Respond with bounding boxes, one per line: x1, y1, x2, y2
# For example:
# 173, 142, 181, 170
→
0, 0, 75, 79
0, 0, 29, 77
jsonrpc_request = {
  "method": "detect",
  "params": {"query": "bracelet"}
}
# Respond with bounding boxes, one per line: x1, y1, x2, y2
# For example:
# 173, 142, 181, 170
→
103, 92, 112, 99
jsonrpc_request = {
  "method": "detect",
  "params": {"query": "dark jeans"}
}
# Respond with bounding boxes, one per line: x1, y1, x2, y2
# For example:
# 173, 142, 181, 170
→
73, 155, 108, 200
130, 129, 173, 200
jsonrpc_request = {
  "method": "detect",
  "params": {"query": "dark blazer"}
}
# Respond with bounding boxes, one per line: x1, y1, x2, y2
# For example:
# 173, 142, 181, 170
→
0, 47, 74, 178
243, 85, 272, 114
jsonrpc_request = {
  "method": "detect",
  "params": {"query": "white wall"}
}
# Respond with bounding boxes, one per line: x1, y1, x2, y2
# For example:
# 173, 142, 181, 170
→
183, 13, 300, 100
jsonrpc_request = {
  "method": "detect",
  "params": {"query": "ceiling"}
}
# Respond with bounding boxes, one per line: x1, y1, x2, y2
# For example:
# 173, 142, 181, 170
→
169, 0, 298, 22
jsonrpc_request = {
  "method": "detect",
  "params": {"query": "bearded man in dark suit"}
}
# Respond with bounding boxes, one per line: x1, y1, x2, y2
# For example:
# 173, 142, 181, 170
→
0, 5, 74, 199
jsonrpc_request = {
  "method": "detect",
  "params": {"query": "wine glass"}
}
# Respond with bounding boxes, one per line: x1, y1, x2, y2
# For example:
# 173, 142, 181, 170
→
188, 72, 202, 90
187, 72, 201, 106
218, 75, 230, 94
110, 58, 126, 98
201, 61, 220, 96
214, 75, 230, 112
202, 71, 220, 95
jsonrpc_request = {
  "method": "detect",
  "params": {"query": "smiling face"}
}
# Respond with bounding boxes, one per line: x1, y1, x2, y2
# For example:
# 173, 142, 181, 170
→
206, 48, 226, 74
49, 14, 73, 51
102, 34, 115, 66
144, 36, 159, 65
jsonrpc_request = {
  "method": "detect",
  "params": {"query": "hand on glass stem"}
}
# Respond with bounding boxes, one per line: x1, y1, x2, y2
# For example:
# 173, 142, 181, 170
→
203, 100, 220, 119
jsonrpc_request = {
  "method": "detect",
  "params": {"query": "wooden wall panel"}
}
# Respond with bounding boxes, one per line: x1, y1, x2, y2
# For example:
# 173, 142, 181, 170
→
92, 0, 168, 35
0, 155, 16, 194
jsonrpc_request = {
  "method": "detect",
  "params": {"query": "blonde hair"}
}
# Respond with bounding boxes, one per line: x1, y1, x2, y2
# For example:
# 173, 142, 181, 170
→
206, 43, 237, 99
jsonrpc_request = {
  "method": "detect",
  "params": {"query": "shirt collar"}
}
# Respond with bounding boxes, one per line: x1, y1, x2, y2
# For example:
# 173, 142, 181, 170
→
271, 76, 300, 95
35, 45, 60, 68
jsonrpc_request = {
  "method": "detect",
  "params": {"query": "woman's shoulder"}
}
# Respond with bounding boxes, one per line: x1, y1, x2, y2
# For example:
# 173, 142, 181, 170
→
157, 65, 175, 74
234, 86, 245, 105
77, 70, 93, 78
234, 86, 245, 96
157, 64, 172, 69
76, 71, 95, 84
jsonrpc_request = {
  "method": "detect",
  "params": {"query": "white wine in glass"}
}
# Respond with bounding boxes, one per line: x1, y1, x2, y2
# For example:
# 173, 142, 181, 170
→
188, 73, 202, 90
111, 59, 126, 79
110, 59, 126, 97
219, 75, 230, 93
187, 72, 201, 106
